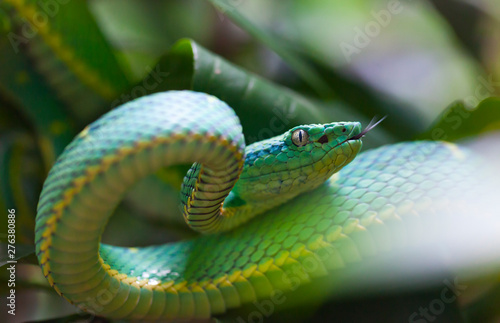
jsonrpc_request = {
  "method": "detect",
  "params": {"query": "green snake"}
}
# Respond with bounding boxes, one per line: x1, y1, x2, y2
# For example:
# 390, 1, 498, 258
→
35, 91, 482, 320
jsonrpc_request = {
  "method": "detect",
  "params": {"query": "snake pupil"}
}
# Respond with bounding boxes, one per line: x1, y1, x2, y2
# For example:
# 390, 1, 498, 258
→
292, 129, 309, 147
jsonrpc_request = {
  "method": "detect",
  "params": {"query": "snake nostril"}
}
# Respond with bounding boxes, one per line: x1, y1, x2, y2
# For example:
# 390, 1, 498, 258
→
317, 135, 329, 144
342, 127, 347, 133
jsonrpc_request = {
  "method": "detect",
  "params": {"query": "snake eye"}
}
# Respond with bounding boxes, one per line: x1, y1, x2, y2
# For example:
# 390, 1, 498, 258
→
292, 129, 309, 147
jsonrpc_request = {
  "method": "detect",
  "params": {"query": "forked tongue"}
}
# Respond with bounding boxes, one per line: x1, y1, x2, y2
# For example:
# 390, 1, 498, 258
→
350, 116, 387, 140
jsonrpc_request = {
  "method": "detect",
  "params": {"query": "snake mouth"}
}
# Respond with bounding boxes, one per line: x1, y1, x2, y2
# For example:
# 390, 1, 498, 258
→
325, 116, 385, 150
315, 116, 385, 147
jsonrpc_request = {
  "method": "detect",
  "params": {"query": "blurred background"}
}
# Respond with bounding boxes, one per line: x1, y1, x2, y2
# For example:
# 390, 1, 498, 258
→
1, 0, 500, 322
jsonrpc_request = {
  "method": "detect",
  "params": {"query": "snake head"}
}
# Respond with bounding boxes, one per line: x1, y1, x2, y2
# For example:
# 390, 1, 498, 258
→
283, 122, 364, 185
234, 122, 363, 206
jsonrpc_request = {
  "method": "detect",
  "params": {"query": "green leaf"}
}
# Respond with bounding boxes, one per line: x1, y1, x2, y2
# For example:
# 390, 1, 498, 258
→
418, 97, 500, 142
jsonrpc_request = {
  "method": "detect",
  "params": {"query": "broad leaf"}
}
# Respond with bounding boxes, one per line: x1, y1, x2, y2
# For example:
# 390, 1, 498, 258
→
419, 97, 500, 142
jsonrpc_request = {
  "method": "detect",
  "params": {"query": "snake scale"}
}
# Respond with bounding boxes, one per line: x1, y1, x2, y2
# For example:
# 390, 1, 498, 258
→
35, 91, 484, 320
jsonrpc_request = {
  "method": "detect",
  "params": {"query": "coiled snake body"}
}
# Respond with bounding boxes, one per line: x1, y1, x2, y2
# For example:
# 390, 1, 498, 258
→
35, 91, 482, 320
